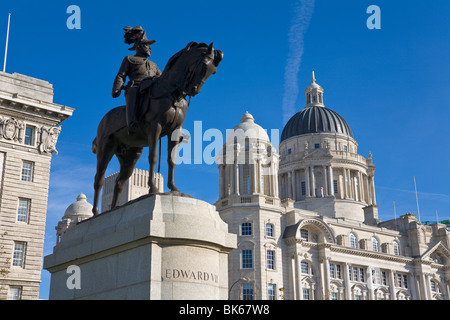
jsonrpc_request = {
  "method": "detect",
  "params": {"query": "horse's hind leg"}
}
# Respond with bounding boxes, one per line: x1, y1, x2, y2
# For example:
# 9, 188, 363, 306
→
92, 137, 116, 216
111, 147, 143, 209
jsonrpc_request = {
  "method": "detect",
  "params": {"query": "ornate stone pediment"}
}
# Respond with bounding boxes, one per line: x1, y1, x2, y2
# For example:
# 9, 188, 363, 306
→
420, 241, 450, 265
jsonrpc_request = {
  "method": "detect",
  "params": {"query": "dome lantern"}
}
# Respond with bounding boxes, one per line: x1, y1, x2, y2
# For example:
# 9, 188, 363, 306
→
305, 71, 324, 108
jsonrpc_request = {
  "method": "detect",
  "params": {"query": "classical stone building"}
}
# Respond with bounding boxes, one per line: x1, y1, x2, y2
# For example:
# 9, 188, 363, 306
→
216, 73, 450, 300
0, 72, 73, 299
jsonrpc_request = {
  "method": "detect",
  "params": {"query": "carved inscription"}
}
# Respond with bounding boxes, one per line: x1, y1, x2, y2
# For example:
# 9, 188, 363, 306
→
164, 269, 219, 284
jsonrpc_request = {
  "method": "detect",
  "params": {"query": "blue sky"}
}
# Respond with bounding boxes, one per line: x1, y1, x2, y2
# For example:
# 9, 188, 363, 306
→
0, 0, 448, 299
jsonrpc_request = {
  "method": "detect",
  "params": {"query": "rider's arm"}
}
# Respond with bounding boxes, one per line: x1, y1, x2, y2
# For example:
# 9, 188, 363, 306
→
112, 58, 129, 98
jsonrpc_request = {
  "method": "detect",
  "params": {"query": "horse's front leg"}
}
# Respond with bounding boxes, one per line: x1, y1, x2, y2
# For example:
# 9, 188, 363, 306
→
167, 128, 182, 193
147, 121, 162, 194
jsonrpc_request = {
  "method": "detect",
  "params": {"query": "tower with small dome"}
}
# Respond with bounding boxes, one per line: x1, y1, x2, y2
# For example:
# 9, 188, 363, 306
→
55, 193, 93, 244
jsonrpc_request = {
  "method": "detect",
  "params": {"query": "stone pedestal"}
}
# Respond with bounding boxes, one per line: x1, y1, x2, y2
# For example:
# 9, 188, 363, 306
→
43, 194, 237, 300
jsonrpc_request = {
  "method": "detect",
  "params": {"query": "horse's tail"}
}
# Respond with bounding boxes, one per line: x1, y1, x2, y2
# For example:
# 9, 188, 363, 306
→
92, 137, 97, 154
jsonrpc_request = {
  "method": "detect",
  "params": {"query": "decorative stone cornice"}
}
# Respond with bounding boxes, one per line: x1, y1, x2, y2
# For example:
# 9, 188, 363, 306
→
0, 91, 73, 124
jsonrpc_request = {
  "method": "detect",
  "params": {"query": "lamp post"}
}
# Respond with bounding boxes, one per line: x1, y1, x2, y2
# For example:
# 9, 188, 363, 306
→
228, 277, 249, 300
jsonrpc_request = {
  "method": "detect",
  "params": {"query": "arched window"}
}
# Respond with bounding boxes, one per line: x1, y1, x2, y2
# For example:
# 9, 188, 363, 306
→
349, 233, 357, 248
301, 261, 309, 274
393, 241, 400, 256
372, 237, 379, 252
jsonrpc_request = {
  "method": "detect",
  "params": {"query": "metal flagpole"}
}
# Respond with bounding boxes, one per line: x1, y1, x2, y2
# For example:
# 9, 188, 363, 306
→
3, 13, 11, 73
413, 176, 421, 223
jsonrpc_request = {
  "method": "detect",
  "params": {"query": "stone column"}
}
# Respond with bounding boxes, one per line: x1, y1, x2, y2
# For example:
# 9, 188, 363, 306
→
370, 176, 377, 205
305, 166, 310, 197
328, 165, 334, 196
322, 165, 328, 197
343, 168, 348, 199
310, 166, 316, 197
287, 171, 292, 199
344, 263, 351, 300
321, 257, 331, 299
358, 171, 364, 202
273, 163, 279, 198
250, 163, 256, 194
410, 273, 420, 300
235, 163, 240, 195
389, 270, 397, 300
367, 267, 374, 300
291, 170, 296, 200
289, 255, 298, 300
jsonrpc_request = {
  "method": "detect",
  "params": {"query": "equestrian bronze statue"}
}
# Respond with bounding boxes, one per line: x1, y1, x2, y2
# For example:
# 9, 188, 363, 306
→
91, 35, 223, 216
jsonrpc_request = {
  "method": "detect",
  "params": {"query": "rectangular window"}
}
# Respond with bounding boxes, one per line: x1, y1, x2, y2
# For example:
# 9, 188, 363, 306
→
21, 161, 34, 182
12, 242, 26, 267
24, 126, 35, 146
330, 263, 335, 278
336, 264, 342, 279
382, 271, 387, 286
303, 288, 310, 300
17, 199, 31, 223
301, 181, 306, 196
7, 287, 22, 300
268, 284, 276, 300
314, 143, 320, 149
374, 270, 381, 284
241, 222, 252, 236
353, 267, 358, 282
301, 261, 309, 274
243, 283, 254, 300
265, 223, 274, 237
333, 179, 338, 194
267, 250, 275, 270
242, 165, 251, 195
360, 268, 365, 282
241, 250, 253, 269
300, 229, 309, 241
403, 275, 408, 289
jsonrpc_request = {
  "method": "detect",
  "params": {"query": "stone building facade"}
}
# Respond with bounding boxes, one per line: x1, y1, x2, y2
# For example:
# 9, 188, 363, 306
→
0, 72, 73, 299
216, 73, 450, 300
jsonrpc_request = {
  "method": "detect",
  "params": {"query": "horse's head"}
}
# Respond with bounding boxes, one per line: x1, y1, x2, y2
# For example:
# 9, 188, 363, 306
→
182, 42, 223, 97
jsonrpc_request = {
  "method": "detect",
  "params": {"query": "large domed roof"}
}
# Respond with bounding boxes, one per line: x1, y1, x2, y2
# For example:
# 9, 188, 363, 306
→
281, 105, 353, 142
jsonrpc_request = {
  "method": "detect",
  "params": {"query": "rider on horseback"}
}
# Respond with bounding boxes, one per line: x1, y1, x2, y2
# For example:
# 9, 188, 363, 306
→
112, 26, 161, 133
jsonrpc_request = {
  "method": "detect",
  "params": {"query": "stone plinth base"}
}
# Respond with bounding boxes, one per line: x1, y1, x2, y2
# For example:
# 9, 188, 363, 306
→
43, 194, 237, 300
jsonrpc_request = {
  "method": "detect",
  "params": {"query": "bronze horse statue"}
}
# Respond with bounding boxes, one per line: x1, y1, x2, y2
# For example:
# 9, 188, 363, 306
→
91, 42, 223, 215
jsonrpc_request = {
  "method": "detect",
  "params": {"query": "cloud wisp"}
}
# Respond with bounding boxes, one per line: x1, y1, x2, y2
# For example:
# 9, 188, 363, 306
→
282, 0, 315, 125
